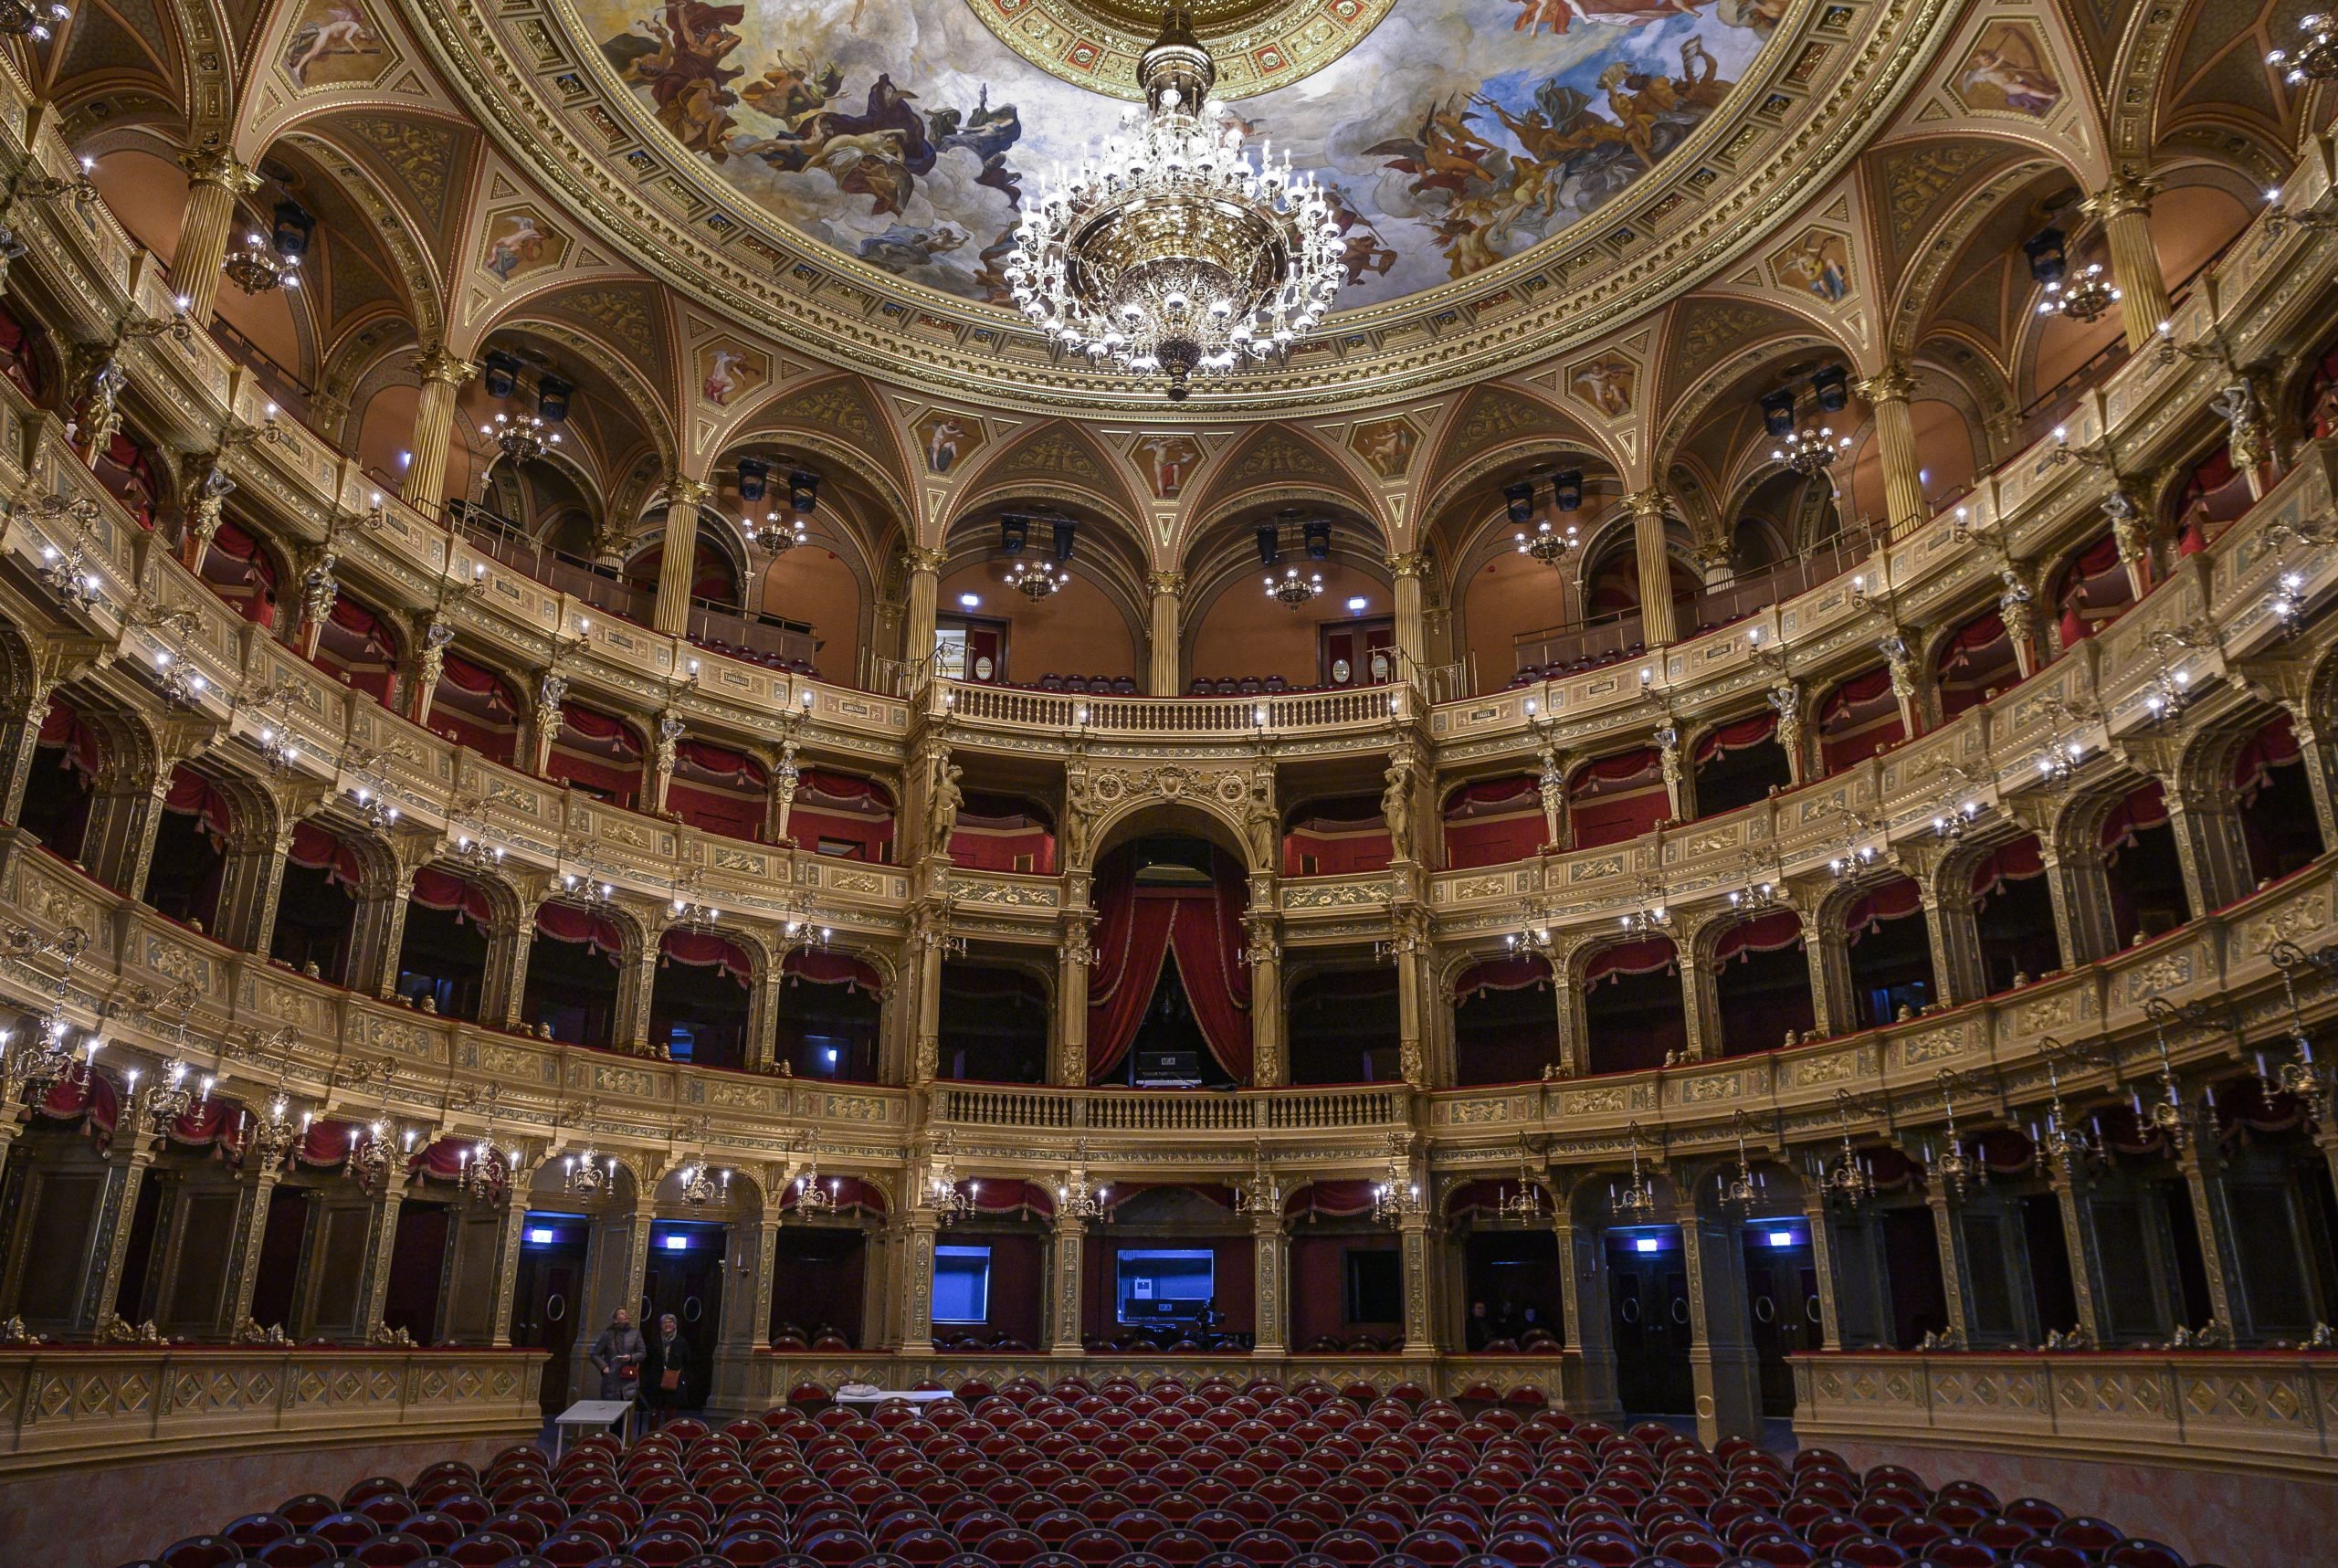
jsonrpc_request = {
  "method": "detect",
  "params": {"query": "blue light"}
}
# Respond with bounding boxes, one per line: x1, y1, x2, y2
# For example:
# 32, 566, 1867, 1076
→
525, 1227, 556, 1245
1634, 1237, 1659, 1254
662, 1234, 690, 1251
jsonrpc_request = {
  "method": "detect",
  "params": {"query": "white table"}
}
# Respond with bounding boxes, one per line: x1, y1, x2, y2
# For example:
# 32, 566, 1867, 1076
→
832, 1388, 959, 1405
552, 1397, 636, 1454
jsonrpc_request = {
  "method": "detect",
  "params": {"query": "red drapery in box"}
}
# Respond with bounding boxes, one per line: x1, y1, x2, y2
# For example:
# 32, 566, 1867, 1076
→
793, 768, 893, 861
1450, 954, 1552, 1002
36, 1069, 120, 1152
37, 696, 101, 776
1283, 796, 1393, 876
430, 656, 521, 764
94, 432, 156, 530
292, 1118, 361, 1168
205, 521, 279, 628
288, 819, 365, 888
1441, 776, 1543, 868
949, 795, 1056, 875
2178, 444, 2259, 552
784, 949, 884, 994
1711, 910, 1804, 965
1568, 749, 1667, 848
535, 900, 625, 962
1283, 1179, 1379, 1220
547, 702, 643, 808
2056, 532, 2131, 647
410, 868, 494, 926
2233, 714, 2304, 804
319, 595, 400, 705
1845, 877, 1924, 944
1818, 668, 1903, 773
1693, 711, 1778, 764
1970, 837, 2046, 907
783, 1173, 886, 1215
2101, 780, 2171, 861
1087, 851, 1251, 1082
669, 740, 768, 843
1937, 611, 2015, 720
660, 928, 752, 986
162, 765, 235, 841
1584, 936, 1678, 987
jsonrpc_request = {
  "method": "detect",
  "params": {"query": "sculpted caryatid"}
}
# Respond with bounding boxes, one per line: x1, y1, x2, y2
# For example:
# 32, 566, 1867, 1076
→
1382, 757, 1415, 861
1244, 770, 1279, 869
928, 757, 964, 854
1063, 763, 1094, 868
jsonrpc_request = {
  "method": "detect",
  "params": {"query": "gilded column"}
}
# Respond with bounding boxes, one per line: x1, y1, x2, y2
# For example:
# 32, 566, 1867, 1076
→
2282, 706, 2338, 853
2158, 780, 2253, 913
1926, 1189, 1975, 1346
1244, 903, 1284, 1088
1045, 1212, 1085, 1355
1622, 489, 1678, 647
2048, 1160, 2112, 1346
911, 916, 947, 1084
1146, 570, 1185, 695
355, 1164, 412, 1340
1800, 1194, 1845, 1352
1856, 364, 1928, 538
2081, 170, 2173, 352
1387, 551, 1428, 680
1397, 1208, 1433, 1357
174, 149, 261, 326
400, 348, 475, 512
1250, 1209, 1288, 1354
486, 1197, 532, 1347
653, 479, 712, 636
900, 1210, 939, 1354
1558, 1211, 1621, 1415
1054, 909, 1093, 1087
902, 545, 946, 673
2175, 1133, 2255, 1341
1678, 1185, 1763, 1445
746, 1207, 783, 1352
79, 1144, 159, 1337
1921, 880, 1986, 1005
221, 1164, 284, 1336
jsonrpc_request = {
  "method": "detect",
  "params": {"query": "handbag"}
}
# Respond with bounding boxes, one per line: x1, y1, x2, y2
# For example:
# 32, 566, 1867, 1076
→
658, 1368, 681, 1392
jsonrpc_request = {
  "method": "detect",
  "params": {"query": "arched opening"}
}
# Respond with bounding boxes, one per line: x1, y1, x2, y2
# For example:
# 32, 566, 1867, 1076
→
668, 737, 768, 843
273, 822, 364, 984
1282, 794, 1391, 877
753, 543, 859, 684
1710, 911, 1814, 1057
1087, 839, 1252, 1087
1285, 1182, 1403, 1352
2101, 781, 2192, 946
427, 655, 523, 767
395, 868, 494, 1019
1568, 747, 1668, 848
1288, 961, 1401, 1085
649, 929, 754, 1069
1843, 877, 1934, 1029
1449, 1183, 1563, 1352
2053, 531, 2133, 647
1691, 710, 1792, 818
1441, 776, 1543, 868
932, 1181, 1051, 1353
198, 521, 284, 630
774, 952, 884, 1080
545, 702, 644, 809
2234, 715, 2324, 884
1817, 667, 1903, 773
143, 765, 234, 935
626, 532, 741, 613
16, 697, 98, 862
1973, 837, 2061, 993
1084, 1185, 1254, 1352
1187, 562, 1394, 690
92, 429, 161, 532
771, 1178, 883, 1351
1582, 939, 1684, 1074
789, 770, 894, 860
948, 794, 1056, 875
2200, 1075, 2338, 1342
937, 962, 1048, 1083
311, 592, 401, 706
936, 560, 1141, 690
1937, 609, 2020, 721
2171, 440, 2261, 555
523, 902, 627, 1047
1451, 955, 1556, 1086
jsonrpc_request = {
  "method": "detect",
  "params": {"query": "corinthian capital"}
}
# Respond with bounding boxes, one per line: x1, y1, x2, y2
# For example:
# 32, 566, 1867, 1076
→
1146, 569, 1186, 597
179, 147, 259, 195
412, 346, 475, 388
1856, 363, 1917, 405
1620, 487, 1668, 520
2083, 168, 2160, 221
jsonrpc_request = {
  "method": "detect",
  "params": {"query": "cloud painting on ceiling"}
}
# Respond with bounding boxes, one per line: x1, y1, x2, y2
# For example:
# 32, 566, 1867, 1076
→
588, 0, 1781, 308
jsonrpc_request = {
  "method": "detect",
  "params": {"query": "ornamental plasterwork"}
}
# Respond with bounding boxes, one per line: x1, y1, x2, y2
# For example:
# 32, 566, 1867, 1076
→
406, 0, 1951, 411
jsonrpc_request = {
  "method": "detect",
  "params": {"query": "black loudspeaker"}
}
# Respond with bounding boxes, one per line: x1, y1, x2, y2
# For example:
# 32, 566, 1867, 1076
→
787, 470, 820, 516
1134, 1048, 1200, 1085
481, 350, 520, 400
536, 374, 574, 423
1303, 520, 1331, 560
270, 201, 315, 258
1052, 518, 1077, 563
1256, 525, 1280, 565
1811, 364, 1850, 414
735, 458, 770, 501
2023, 227, 2069, 287
1552, 470, 1584, 511
1760, 388, 1796, 437
1502, 482, 1535, 524
1001, 514, 1029, 554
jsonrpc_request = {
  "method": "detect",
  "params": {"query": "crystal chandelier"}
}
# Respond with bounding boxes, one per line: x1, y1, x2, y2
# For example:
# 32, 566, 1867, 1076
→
1618, 889, 1673, 939
246, 1088, 302, 1170
482, 411, 559, 464
1266, 564, 1323, 608
250, 684, 304, 775
1828, 810, 1880, 880
1372, 1133, 1424, 1224
0, 924, 91, 1100
0, 0, 68, 39
31, 494, 104, 614
2142, 630, 2197, 724
1728, 863, 1790, 914
1773, 426, 1850, 478
350, 1121, 415, 1193
1515, 518, 1581, 568
560, 865, 616, 909
2037, 263, 2119, 323
1006, 559, 1065, 601
751, 508, 807, 557
2035, 738, 2087, 786
1232, 1148, 1283, 1215
2270, 569, 2311, 637
1057, 1167, 1107, 1221
224, 230, 300, 297
1005, 6, 1344, 400
1610, 1126, 1660, 1223
2271, 15, 2338, 82
458, 1138, 517, 1203
350, 783, 400, 830
449, 831, 505, 871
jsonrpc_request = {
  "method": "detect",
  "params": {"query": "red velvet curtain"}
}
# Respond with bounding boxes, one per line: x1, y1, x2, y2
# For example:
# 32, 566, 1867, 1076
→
2233, 714, 2304, 804
1711, 910, 1804, 964
37, 697, 101, 775
162, 766, 235, 839
410, 868, 494, 925
1584, 936, 1678, 986
1087, 852, 1250, 1082
2101, 780, 2171, 861
1845, 877, 1924, 944
536, 900, 625, 959
1442, 777, 1544, 868
2056, 532, 2132, 647
660, 928, 752, 985
1693, 711, 1778, 764
1971, 837, 2046, 906
1282, 1180, 1380, 1219
1818, 668, 1904, 772
288, 820, 364, 887
785, 949, 885, 994
1569, 748, 1667, 847
1450, 954, 1552, 1001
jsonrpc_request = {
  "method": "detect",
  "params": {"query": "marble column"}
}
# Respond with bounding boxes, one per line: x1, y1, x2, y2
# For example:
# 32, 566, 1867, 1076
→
2081, 171, 2173, 352
174, 149, 261, 326
1857, 364, 1928, 537
1146, 571, 1185, 695
400, 349, 475, 513
653, 479, 711, 637
1623, 489, 1678, 647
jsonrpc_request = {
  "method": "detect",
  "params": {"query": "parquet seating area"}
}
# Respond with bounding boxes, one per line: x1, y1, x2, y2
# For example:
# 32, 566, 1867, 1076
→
116, 1376, 2211, 1568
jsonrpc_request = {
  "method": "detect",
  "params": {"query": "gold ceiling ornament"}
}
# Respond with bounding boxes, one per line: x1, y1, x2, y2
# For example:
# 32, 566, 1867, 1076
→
1007, 5, 1345, 400
969, 0, 1393, 100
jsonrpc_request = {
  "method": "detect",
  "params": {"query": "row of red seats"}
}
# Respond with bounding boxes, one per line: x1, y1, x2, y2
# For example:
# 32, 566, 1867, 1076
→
117, 1375, 2214, 1568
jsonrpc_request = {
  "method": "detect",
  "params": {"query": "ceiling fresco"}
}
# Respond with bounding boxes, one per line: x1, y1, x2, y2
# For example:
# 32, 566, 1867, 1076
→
580, 0, 1784, 310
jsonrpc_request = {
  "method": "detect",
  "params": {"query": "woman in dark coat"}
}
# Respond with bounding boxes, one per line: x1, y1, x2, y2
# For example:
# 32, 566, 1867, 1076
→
643, 1310, 693, 1423
587, 1308, 645, 1402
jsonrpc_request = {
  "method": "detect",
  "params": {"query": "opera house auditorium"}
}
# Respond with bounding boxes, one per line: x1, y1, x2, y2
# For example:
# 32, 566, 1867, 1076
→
3, 0, 2338, 1563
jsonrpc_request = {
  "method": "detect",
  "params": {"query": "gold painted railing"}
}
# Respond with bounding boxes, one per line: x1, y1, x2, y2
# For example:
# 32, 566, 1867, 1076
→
930, 1083, 1408, 1133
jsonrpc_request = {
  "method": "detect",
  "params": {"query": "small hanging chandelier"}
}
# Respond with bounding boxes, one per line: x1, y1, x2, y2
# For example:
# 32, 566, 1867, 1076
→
1817, 1090, 1875, 1208
1515, 518, 1580, 568
224, 230, 301, 297
792, 1151, 837, 1215
1610, 1125, 1660, 1223
32, 495, 104, 615
246, 1087, 302, 1170
1719, 1114, 1764, 1212
677, 1162, 728, 1206
2271, 15, 2338, 81
751, 508, 807, 557
1007, 559, 1066, 601
483, 410, 559, 464
0, 0, 69, 40
349, 1120, 413, 1194
2030, 1041, 2106, 1176
1773, 425, 1850, 478
1266, 564, 1324, 609
1499, 1139, 1547, 1221
1232, 1149, 1283, 1215
1928, 1070, 1985, 1203
1005, 6, 1345, 400
2037, 263, 2119, 323
565, 1143, 617, 1197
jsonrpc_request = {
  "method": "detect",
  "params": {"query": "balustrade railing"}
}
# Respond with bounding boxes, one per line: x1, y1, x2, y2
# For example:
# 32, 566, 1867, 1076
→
942, 679, 1404, 734
932, 1083, 1406, 1132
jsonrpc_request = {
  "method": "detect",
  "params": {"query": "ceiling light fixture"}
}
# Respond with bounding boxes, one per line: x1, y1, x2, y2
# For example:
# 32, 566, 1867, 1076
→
1005, 6, 1344, 401
1266, 564, 1322, 608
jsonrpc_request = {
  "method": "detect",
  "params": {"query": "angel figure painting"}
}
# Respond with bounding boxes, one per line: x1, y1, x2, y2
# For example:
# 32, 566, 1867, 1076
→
1954, 23, 2061, 118
282, 0, 385, 89
581, 0, 1777, 307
